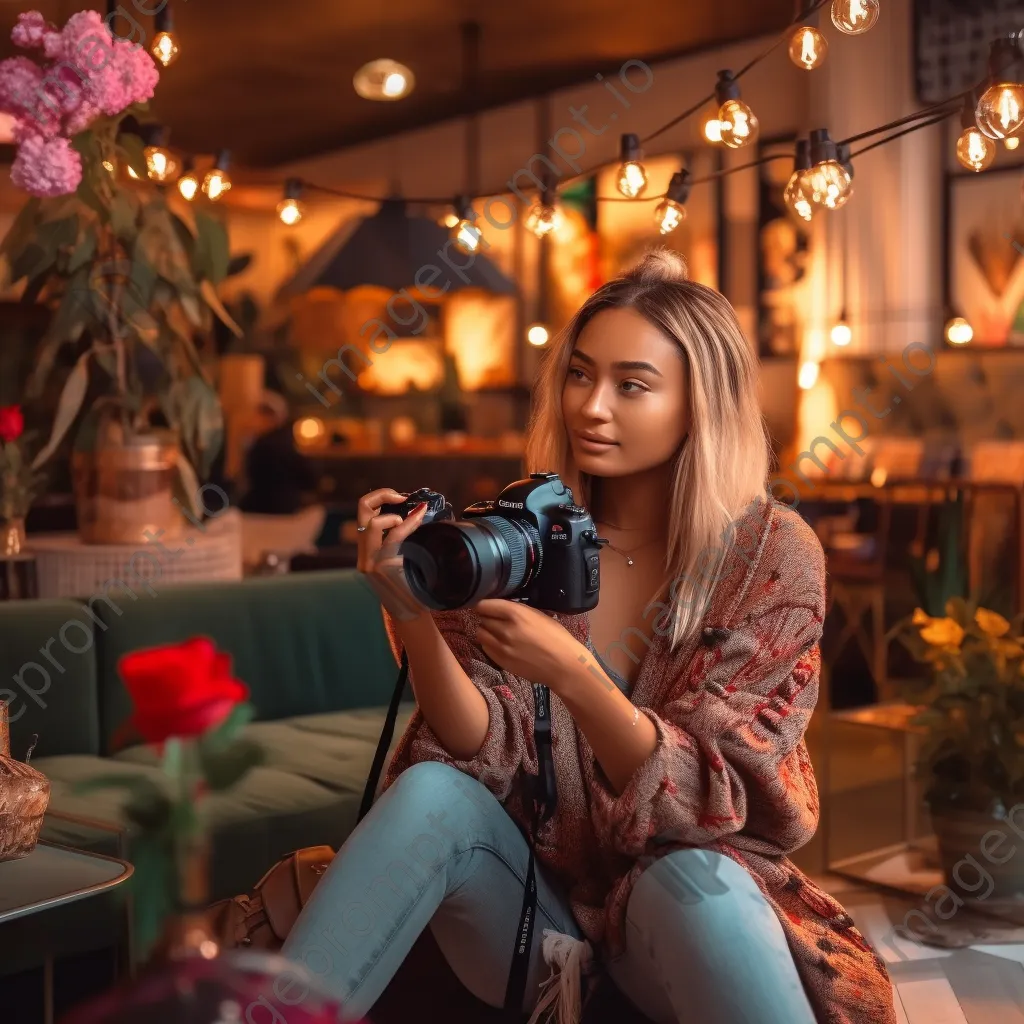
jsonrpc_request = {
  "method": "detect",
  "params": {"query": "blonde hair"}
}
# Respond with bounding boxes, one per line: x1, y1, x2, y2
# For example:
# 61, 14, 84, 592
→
524, 248, 770, 648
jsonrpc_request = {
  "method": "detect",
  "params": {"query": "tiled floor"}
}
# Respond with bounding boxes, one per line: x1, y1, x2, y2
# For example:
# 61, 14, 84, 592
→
817, 874, 1024, 1023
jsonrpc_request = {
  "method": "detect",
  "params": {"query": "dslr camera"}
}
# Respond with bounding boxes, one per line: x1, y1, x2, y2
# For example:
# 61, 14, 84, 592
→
382, 473, 604, 614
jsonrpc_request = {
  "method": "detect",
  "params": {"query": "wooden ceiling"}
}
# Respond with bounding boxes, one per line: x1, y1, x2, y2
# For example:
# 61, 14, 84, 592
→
1, 1, 794, 168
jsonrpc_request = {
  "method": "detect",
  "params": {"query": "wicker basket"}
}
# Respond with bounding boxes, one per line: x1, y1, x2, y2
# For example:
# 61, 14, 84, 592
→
0, 702, 50, 861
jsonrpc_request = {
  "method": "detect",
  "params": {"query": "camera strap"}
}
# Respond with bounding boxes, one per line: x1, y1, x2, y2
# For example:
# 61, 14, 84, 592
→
359, 653, 559, 1020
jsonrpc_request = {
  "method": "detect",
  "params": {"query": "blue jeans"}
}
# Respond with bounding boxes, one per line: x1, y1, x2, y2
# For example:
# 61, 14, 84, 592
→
282, 762, 817, 1023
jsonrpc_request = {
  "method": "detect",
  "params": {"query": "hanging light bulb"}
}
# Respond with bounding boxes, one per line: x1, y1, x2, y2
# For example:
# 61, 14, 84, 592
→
451, 196, 483, 254
831, 0, 880, 36
784, 139, 815, 223
526, 324, 549, 347
525, 181, 562, 238
715, 71, 759, 149
202, 149, 232, 201
126, 164, 140, 180
975, 36, 1024, 141
831, 315, 852, 347
177, 158, 198, 201
151, 7, 180, 68
789, 4, 828, 71
143, 126, 180, 183
353, 59, 415, 101
798, 361, 820, 390
615, 134, 648, 198
956, 91, 996, 172
441, 211, 460, 228
805, 129, 853, 211
101, 158, 116, 176
945, 316, 973, 346
277, 178, 305, 226
1006, 136, 1021, 150
654, 168, 691, 235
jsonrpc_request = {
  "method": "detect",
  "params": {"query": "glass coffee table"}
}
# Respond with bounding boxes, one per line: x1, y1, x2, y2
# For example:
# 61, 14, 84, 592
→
0, 841, 133, 1024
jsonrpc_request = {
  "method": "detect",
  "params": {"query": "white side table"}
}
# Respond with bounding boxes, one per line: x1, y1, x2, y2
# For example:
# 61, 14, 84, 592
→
28, 509, 243, 599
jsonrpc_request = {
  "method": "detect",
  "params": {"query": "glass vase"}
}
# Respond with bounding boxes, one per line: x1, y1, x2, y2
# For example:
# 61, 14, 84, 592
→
0, 516, 38, 601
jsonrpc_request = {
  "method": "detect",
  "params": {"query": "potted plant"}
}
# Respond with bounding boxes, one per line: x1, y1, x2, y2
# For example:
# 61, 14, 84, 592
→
0, 10, 239, 543
893, 598, 1024, 900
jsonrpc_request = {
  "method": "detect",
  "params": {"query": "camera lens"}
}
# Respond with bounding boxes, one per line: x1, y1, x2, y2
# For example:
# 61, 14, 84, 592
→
400, 516, 541, 610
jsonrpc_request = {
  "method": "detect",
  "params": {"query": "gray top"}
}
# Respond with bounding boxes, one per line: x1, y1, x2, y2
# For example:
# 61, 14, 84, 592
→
586, 639, 632, 696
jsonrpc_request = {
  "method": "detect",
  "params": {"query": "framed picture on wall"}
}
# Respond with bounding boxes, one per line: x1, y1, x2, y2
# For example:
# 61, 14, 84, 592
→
946, 164, 1024, 348
756, 135, 809, 359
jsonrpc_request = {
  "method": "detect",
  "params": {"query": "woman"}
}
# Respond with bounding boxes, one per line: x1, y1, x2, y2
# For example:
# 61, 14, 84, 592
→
283, 251, 896, 1024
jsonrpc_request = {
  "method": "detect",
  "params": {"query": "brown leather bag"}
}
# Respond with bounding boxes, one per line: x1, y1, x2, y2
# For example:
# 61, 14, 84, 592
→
208, 845, 335, 950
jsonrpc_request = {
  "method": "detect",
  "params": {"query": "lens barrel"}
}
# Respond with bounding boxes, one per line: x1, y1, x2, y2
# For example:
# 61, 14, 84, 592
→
400, 516, 541, 610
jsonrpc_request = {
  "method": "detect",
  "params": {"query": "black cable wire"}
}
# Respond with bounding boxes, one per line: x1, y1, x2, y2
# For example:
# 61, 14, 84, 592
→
849, 109, 957, 158
838, 98, 964, 146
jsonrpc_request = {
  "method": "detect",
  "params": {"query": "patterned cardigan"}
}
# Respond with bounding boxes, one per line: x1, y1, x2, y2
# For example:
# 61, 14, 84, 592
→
381, 497, 897, 1024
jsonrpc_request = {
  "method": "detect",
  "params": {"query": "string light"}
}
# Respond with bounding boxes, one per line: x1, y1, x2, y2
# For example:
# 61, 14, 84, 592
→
975, 36, 1024, 141
451, 195, 484, 254
945, 316, 973, 346
956, 90, 996, 172
177, 158, 199, 201
526, 324, 550, 347
831, 0, 880, 36
703, 116, 723, 144
143, 126, 179, 183
277, 178, 305, 225
1006, 137, 1021, 150
525, 178, 561, 237
353, 58, 415, 101
202, 149, 232, 201
151, 6, 180, 68
654, 168, 691, 235
715, 71, 758, 149
784, 139, 815, 222
615, 134, 648, 198
806, 129, 853, 210
789, 1, 828, 71
798, 361, 820, 389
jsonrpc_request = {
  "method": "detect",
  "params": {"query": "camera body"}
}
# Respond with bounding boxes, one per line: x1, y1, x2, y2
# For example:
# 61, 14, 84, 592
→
397, 473, 604, 614
379, 488, 455, 529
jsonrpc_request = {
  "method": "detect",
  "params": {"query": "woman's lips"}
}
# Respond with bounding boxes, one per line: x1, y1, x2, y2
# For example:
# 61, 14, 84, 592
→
574, 432, 618, 453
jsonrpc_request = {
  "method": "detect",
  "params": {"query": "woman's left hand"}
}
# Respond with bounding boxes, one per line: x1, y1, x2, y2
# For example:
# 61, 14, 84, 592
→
474, 599, 585, 691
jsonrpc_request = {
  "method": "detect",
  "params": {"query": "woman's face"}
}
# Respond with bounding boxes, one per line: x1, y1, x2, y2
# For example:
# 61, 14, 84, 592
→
561, 306, 690, 478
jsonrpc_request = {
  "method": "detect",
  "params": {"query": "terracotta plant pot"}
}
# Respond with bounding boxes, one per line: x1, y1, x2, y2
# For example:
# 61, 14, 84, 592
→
932, 807, 1024, 902
0, 701, 50, 861
72, 430, 185, 545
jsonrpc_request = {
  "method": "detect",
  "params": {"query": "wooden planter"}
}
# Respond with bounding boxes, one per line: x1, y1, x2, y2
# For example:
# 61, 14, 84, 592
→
0, 701, 50, 861
72, 432, 184, 545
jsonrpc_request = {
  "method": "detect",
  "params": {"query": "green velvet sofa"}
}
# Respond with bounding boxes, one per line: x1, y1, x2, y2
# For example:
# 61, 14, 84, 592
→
0, 569, 413, 901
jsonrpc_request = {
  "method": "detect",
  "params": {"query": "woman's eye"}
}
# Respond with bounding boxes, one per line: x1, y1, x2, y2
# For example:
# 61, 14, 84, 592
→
568, 367, 587, 381
620, 380, 648, 394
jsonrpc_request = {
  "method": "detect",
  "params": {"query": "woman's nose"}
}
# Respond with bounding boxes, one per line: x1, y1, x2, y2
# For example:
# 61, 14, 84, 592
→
580, 383, 613, 420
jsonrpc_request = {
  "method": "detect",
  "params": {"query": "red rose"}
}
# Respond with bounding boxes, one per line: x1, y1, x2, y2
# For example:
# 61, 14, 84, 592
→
0, 405, 24, 444
118, 637, 249, 745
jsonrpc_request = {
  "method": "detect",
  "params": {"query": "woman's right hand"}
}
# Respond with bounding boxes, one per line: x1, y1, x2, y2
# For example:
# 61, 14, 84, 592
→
356, 488, 430, 619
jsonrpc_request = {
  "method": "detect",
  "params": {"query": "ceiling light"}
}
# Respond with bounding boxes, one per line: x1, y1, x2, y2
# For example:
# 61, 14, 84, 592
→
354, 59, 415, 101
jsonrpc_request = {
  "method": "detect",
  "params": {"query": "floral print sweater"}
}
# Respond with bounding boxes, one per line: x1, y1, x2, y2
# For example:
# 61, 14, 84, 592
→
381, 497, 896, 1024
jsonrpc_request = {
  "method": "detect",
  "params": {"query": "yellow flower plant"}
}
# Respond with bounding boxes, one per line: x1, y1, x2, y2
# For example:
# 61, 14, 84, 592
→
893, 597, 1024, 815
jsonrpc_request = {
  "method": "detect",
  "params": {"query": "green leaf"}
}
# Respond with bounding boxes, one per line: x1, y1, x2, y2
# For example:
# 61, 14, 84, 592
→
9, 243, 54, 285
75, 168, 108, 218
68, 226, 97, 273
117, 132, 149, 182
0, 197, 41, 260
173, 450, 203, 518
199, 279, 242, 337
201, 702, 254, 751
110, 190, 139, 243
32, 351, 90, 469
192, 210, 230, 284
198, 737, 263, 791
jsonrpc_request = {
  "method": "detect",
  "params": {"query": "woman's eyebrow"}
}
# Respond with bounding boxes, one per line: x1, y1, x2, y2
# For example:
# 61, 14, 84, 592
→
570, 350, 663, 377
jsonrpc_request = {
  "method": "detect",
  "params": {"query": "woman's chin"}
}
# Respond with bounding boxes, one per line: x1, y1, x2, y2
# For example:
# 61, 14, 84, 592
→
571, 445, 624, 474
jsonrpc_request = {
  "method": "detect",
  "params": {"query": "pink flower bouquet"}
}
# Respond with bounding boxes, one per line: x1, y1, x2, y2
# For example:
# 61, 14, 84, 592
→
0, 10, 159, 196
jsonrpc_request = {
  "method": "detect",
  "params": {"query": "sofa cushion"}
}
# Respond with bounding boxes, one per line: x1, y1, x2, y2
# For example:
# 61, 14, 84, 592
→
36, 704, 416, 898
88, 569, 398, 754
0, 599, 101, 758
